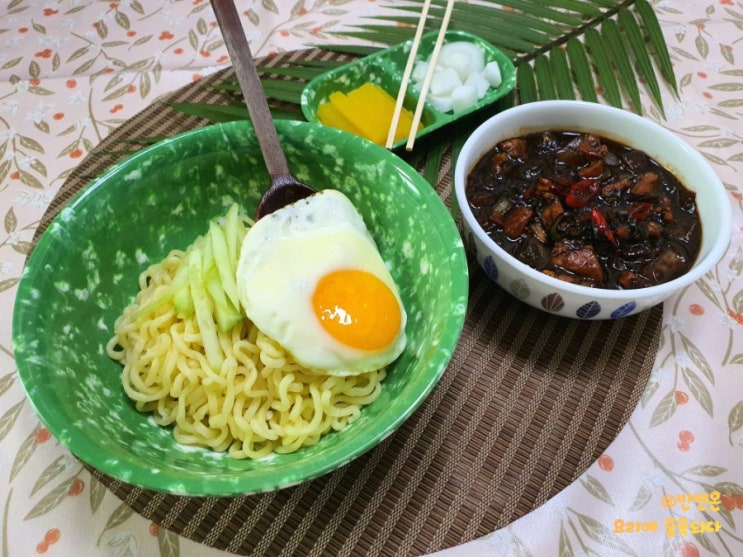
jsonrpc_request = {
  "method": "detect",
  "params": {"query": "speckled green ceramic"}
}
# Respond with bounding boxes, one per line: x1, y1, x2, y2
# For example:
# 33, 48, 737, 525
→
301, 30, 516, 149
13, 120, 468, 496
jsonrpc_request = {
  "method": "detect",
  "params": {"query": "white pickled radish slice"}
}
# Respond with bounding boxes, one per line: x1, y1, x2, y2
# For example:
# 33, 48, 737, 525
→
439, 41, 485, 77
450, 84, 478, 113
428, 94, 453, 113
441, 51, 470, 80
411, 41, 502, 114
481, 61, 503, 87
429, 67, 461, 97
411, 60, 429, 82
466, 71, 491, 99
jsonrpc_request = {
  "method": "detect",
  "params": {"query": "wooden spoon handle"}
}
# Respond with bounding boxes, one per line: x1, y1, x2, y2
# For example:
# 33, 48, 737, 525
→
210, 0, 290, 179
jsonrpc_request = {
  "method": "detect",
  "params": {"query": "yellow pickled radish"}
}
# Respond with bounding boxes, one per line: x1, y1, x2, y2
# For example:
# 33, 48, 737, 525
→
317, 102, 362, 136
317, 83, 422, 146
326, 91, 386, 145
347, 83, 420, 143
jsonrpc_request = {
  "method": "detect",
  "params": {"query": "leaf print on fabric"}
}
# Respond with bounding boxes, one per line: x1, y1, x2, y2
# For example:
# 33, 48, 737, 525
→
695, 277, 722, 309
24, 474, 78, 520
695, 32, 710, 59
640, 378, 660, 408
695, 532, 720, 556
31, 455, 69, 495
114, 10, 131, 31
729, 246, 743, 276
89, 474, 107, 513
684, 465, 727, 477
5, 206, 17, 234
0, 371, 15, 398
9, 426, 40, 483
650, 390, 678, 427
17, 169, 45, 189
729, 401, 743, 445
570, 509, 634, 555
97, 502, 135, 546
245, 9, 260, 25
106, 532, 138, 557
682, 367, 714, 418
629, 480, 653, 511
0, 399, 24, 443
558, 522, 572, 557
733, 289, 743, 315
0, 277, 21, 293
158, 527, 180, 557
579, 475, 614, 506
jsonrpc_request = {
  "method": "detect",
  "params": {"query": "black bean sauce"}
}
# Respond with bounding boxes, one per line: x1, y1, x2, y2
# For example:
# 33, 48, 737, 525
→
466, 131, 702, 289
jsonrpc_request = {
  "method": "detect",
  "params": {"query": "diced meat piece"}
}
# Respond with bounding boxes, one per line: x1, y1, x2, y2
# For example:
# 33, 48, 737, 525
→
639, 220, 662, 240
529, 222, 549, 244
615, 224, 632, 241
630, 172, 659, 199
489, 195, 513, 226
659, 195, 674, 223
554, 149, 583, 166
535, 177, 553, 193
468, 193, 495, 208
498, 138, 527, 160
621, 150, 649, 173
513, 236, 551, 269
503, 206, 534, 239
628, 202, 653, 220
541, 199, 564, 229
490, 151, 509, 174
644, 246, 689, 283
601, 178, 631, 196
578, 159, 604, 178
551, 240, 605, 283
576, 134, 608, 159
618, 271, 652, 289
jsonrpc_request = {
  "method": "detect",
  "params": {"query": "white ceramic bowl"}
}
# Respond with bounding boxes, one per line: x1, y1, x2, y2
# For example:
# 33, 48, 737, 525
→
454, 100, 732, 319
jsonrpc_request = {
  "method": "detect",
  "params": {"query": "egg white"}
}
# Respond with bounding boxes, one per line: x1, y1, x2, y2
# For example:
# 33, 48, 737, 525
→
236, 189, 407, 375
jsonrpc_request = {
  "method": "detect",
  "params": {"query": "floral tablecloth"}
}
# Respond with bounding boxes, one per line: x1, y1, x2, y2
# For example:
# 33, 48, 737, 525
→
2, 1, 741, 556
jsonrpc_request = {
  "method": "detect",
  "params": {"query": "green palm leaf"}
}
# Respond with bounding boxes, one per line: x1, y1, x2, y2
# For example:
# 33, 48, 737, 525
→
549, 48, 576, 100
369, 0, 677, 112
169, 0, 679, 190
181, 0, 677, 118
585, 27, 623, 108
566, 38, 599, 103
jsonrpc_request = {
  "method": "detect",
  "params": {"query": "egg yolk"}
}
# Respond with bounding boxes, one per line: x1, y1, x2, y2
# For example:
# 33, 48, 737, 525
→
312, 269, 402, 351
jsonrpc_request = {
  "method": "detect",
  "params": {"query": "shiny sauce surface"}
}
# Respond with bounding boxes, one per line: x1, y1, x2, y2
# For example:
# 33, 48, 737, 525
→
466, 131, 702, 289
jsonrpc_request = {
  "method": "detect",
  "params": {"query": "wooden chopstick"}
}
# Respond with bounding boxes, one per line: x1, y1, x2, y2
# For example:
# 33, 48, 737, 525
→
385, 0, 432, 149
405, 0, 456, 151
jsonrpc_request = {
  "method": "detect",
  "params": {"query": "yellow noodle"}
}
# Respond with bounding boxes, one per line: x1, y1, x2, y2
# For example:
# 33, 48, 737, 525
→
108, 249, 385, 459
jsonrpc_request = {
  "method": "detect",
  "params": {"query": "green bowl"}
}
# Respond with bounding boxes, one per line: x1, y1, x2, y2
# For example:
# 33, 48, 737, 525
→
13, 120, 469, 496
301, 30, 516, 149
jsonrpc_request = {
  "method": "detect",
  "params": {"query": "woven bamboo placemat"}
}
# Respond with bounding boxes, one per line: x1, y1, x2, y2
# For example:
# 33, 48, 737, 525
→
36, 49, 662, 556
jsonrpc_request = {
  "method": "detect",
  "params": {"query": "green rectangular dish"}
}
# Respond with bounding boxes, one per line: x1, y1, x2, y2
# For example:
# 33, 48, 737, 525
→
300, 30, 517, 150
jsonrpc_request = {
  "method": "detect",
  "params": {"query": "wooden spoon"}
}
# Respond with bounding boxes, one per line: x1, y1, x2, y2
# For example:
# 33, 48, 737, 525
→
210, 0, 317, 220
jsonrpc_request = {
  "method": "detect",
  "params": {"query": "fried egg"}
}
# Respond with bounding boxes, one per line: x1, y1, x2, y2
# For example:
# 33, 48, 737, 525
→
236, 189, 407, 375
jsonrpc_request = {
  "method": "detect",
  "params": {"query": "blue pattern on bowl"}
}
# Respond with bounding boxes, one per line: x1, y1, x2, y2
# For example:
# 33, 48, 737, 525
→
611, 301, 638, 319
483, 255, 499, 282
576, 301, 602, 319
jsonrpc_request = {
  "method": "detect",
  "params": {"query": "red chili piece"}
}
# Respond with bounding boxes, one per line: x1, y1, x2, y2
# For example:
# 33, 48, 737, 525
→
591, 207, 618, 247
565, 178, 600, 208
